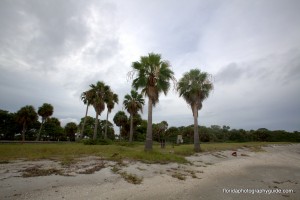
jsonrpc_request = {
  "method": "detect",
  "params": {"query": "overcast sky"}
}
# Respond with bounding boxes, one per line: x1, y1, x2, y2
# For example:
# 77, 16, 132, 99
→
1, 0, 300, 132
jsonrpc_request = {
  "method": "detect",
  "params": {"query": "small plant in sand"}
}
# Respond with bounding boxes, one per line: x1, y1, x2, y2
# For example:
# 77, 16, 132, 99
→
119, 171, 143, 184
172, 172, 186, 180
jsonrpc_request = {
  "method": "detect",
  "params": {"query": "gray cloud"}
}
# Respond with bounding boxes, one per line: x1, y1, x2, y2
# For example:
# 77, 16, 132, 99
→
0, 0, 300, 131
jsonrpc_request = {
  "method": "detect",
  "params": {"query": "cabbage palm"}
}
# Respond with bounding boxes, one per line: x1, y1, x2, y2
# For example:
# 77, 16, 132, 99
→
89, 81, 111, 140
113, 111, 128, 140
177, 69, 213, 152
16, 105, 38, 142
123, 90, 145, 142
104, 91, 118, 139
130, 53, 175, 150
36, 103, 54, 141
80, 90, 94, 139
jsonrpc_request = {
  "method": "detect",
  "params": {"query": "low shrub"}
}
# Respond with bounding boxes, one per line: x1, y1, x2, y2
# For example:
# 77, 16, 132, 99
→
83, 139, 113, 145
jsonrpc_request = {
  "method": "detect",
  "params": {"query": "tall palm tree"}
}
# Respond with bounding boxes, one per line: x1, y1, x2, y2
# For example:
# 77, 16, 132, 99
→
80, 89, 94, 139
130, 53, 175, 151
123, 90, 145, 142
104, 91, 118, 139
89, 81, 111, 140
36, 103, 54, 141
177, 69, 213, 152
16, 105, 38, 142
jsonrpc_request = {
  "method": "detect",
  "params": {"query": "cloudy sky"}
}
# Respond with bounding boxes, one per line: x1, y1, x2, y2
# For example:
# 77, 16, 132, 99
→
1, 0, 300, 132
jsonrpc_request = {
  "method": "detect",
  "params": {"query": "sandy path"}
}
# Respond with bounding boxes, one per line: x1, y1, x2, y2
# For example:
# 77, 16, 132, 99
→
0, 144, 299, 200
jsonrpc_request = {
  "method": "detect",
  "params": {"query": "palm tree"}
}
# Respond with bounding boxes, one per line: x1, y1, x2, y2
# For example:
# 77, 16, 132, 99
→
80, 90, 94, 139
130, 53, 175, 151
177, 69, 213, 152
113, 111, 128, 140
89, 81, 111, 140
36, 103, 54, 141
123, 90, 145, 142
16, 105, 38, 142
104, 91, 118, 139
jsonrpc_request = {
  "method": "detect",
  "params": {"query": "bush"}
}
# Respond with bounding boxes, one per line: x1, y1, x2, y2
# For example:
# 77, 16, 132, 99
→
83, 138, 113, 145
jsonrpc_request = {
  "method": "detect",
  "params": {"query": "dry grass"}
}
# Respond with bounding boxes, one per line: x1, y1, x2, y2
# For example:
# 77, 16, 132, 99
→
119, 172, 143, 184
21, 166, 63, 177
78, 163, 105, 174
171, 172, 186, 180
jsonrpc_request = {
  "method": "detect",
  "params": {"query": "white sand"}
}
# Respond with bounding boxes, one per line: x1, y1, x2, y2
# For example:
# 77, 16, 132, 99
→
1, 144, 299, 200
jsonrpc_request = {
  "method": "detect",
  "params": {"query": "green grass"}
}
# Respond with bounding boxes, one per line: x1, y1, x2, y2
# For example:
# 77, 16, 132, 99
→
0, 142, 290, 164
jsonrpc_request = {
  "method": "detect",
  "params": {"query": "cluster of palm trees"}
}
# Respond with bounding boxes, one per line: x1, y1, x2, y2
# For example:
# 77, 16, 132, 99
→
81, 52, 213, 152
15, 103, 54, 142
80, 81, 118, 140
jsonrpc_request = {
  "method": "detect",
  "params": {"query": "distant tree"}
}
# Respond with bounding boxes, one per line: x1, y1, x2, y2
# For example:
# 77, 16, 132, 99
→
0, 110, 18, 140
79, 116, 95, 138
80, 90, 94, 139
36, 103, 54, 141
16, 105, 38, 142
253, 128, 271, 141
42, 117, 64, 141
99, 120, 115, 140
153, 121, 168, 148
129, 53, 176, 151
182, 126, 194, 144
104, 90, 118, 139
123, 90, 144, 142
177, 69, 213, 152
165, 126, 179, 143
89, 81, 111, 140
113, 111, 128, 140
135, 119, 147, 141
65, 122, 78, 141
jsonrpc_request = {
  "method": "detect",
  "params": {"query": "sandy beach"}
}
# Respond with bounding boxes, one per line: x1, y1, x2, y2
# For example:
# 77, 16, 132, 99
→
1, 144, 299, 200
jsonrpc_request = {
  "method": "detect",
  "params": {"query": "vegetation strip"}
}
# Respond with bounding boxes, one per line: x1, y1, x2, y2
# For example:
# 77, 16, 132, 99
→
0, 142, 291, 164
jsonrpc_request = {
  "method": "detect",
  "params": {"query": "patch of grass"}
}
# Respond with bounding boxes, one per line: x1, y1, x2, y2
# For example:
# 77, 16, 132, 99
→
83, 139, 113, 145
184, 169, 198, 178
78, 163, 105, 174
21, 166, 63, 177
171, 172, 186, 180
119, 171, 143, 184
60, 156, 76, 167
111, 166, 121, 173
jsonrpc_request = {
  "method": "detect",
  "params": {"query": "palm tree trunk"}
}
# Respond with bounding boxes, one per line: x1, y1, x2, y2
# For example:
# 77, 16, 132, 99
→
93, 113, 99, 140
145, 98, 153, 151
104, 110, 109, 139
129, 113, 133, 142
193, 105, 200, 152
36, 119, 44, 141
22, 122, 26, 142
80, 104, 89, 139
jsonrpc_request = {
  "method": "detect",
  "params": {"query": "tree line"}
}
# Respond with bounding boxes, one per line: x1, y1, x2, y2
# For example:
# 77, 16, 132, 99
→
1, 107, 299, 143
1, 53, 299, 150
